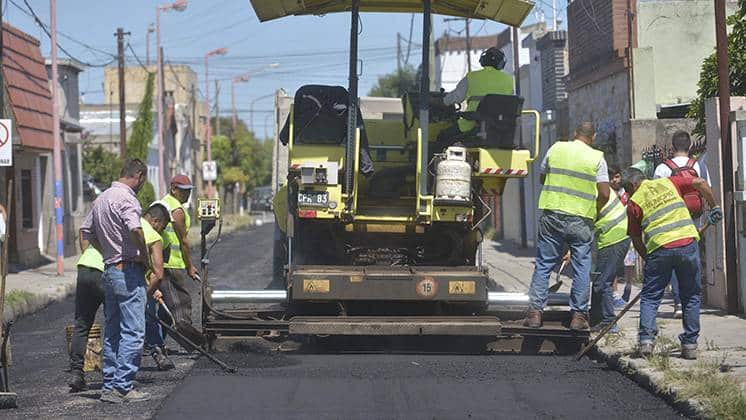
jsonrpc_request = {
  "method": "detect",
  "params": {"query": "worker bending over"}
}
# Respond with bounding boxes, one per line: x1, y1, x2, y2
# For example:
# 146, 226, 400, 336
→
621, 168, 722, 360
524, 122, 610, 330
436, 47, 514, 148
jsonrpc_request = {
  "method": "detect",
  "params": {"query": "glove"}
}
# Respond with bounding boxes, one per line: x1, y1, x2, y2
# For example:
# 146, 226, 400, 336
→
707, 206, 724, 225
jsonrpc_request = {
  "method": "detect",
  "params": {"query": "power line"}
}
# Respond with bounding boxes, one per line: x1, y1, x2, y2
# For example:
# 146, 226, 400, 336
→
126, 42, 152, 74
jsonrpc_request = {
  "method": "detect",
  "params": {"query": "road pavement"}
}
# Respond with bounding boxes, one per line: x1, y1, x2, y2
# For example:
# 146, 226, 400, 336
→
156, 224, 683, 419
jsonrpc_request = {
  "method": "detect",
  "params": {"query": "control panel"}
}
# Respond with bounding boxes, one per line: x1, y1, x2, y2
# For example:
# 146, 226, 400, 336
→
197, 198, 221, 220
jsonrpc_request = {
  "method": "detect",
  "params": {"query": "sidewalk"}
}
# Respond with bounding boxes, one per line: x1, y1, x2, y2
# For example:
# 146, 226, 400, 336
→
483, 239, 746, 419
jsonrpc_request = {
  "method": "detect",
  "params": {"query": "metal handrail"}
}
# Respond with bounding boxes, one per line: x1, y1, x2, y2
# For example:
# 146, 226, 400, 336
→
522, 109, 541, 162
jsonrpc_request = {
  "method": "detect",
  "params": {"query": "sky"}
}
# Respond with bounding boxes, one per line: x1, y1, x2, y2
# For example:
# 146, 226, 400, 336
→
4, 0, 564, 136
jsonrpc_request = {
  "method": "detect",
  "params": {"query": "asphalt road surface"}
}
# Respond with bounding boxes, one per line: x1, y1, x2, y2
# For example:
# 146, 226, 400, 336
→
2, 222, 682, 419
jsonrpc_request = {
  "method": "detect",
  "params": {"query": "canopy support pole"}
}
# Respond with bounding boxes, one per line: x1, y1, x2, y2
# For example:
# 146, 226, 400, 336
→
419, 0, 432, 197
345, 0, 360, 208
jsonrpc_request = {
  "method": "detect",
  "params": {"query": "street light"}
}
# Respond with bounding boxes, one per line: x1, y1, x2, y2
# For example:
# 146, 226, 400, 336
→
204, 47, 228, 198
145, 24, 155, 66
231, 63, 279, 132
156, 0, 187, 196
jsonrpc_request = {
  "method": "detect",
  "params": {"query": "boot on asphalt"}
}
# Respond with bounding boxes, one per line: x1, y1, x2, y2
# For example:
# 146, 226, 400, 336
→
152, 346, 175, 371
523, 308, 542, 328
681, 343, 698, 360
68, 370, 87, 392
569, 312, 590, 331
122, 389, 151, 402
100, 389, 124, 404
638, 341, 654, 358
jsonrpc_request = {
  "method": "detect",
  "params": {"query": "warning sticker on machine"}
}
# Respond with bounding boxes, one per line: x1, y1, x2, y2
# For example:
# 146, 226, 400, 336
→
303, 279, 330, 293
448, 281, 476, 295
416, 277, 438, 298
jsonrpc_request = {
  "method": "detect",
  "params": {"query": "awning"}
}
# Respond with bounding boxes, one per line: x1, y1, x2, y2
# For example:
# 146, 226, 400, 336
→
249, 0, 534, 27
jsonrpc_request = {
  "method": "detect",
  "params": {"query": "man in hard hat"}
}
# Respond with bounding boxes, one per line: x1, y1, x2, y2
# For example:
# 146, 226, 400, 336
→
153, 175, 200, 344
524, 122, 611, 331
436, 47, 514, 149
621, 167, 722, 360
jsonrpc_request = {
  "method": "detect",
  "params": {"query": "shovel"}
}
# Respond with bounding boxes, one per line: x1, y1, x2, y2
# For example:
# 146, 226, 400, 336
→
548, 260, 568, 293
155, 298, 205, 351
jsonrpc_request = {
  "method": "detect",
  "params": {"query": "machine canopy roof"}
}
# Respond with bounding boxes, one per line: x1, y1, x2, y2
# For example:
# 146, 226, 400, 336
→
249, 0, 534, 27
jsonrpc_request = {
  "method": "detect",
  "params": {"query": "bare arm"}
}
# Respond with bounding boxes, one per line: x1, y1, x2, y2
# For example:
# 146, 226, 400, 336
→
172, 208, 198, 277
78, 229, 89, 253
146, 240, 164, 295
129, 228, 149, 269
692, 177, 717, 208
631, 235, 647, 261
596, 182, 611, 213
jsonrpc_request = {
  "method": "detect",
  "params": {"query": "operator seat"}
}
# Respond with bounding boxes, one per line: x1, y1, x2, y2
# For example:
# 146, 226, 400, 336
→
457, 94, 524, 149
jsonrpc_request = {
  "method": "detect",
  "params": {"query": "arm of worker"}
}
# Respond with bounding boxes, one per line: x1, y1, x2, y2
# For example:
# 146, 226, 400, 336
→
692, 177, 717, 208
172, 208, 199, 280
79, 211, 104, 254
626, 202, 647, 260
129, 228, 150, 270
146, 239, 165, 297
443, 77, 468, 106
539, 152, 549, 185
595, 157, 611, 213
78, 229, 89, 253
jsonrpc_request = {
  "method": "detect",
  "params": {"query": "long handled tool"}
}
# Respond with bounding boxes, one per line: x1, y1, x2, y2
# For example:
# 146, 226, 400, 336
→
548, 260, 568, 293
146, 300, 236, 373
577, 221, 714, 360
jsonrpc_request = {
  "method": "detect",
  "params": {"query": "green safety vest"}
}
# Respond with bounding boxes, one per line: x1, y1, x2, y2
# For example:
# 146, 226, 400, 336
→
459, 67, 514, 132
595, 194, 628, 249
538, 140, 604, 220
160, 194, 191, 269
77, 246, 104, 272
630, 178, 699, 253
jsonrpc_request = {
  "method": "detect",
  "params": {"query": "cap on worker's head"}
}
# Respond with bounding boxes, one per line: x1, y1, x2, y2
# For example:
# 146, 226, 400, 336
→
170, 174, 193, 190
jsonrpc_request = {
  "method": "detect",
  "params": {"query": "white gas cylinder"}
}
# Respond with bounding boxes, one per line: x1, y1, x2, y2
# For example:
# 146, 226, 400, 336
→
435, 146, 471, 202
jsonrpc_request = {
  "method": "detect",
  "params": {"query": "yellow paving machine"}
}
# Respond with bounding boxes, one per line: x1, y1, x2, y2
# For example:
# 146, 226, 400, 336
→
201, 0, 587, 350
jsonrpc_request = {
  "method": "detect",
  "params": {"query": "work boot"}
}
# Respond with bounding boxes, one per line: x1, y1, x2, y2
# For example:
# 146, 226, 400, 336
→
638, 341, 654, 358
569, 312, 590, 331
68, 370, 87, 392
523, 308, 542, 328
100, 389, 124, 404
152, 346, 175, 371
122, 389, 151, 402
681, 343, 698, 360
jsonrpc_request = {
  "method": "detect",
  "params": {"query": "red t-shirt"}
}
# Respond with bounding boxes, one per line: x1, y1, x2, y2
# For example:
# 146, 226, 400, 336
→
627, 177, 697, 249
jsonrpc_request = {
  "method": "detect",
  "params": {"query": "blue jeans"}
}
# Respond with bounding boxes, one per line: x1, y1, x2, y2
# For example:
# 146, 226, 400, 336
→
102, 263, 146, 393
144, 297, 165, 352
671, 272, 681, 306
638, 241, 701, 345
529, 211, 594, 313
593, 238, 631, 324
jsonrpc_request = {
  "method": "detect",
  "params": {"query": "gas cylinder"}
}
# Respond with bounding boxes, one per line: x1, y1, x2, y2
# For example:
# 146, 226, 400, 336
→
435, 146, 471, 202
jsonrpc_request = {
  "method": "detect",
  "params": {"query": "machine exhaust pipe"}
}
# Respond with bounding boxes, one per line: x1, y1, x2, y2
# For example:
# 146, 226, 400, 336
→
210, 290, 570, 307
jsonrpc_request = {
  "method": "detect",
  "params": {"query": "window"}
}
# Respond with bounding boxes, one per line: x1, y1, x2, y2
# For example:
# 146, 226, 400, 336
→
21, 169, 32, 228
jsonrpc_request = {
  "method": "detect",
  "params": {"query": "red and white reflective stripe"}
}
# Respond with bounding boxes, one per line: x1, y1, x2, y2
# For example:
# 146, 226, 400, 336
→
481, 168, 527, 176
290, 164, 301, 170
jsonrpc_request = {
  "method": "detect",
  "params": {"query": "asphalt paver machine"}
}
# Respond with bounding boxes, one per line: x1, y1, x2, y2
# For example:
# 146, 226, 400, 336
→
201, 0, 588, 351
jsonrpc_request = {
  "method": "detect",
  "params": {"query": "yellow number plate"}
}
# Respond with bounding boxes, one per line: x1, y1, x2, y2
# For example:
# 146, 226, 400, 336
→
448, 281, 475, 295
303, 279, 330, 293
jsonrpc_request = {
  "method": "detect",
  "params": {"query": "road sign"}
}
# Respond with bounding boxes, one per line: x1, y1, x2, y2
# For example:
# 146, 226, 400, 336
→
202, 160, 217, 181
0, 120, 12, 167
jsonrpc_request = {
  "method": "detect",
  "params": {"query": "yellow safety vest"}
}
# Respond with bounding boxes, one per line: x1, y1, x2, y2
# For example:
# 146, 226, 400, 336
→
538, 140, 604, 220
77, 246, 104, 272
459, 67, 514, 132
595, 194, 628, 249
160, 194, 191, 269
630, 178, 699, 253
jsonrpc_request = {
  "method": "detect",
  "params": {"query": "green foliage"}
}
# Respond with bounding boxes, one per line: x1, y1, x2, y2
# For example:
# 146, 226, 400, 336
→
689, 0, 746, 137
136, 181, 155, 210
368, 65, 419, 98
211, 118, 273, 191
82, 145, 122, 186
128, 72, 155, 161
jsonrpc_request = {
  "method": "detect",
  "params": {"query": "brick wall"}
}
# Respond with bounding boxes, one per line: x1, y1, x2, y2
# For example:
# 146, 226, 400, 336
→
537, 31, 568, 111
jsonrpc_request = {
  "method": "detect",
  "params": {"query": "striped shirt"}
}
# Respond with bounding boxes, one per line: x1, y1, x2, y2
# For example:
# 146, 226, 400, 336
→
80, 181, 143, 265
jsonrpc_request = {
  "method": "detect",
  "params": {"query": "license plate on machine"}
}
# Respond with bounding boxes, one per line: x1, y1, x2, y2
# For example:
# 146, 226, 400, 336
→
298, 190, 329, 206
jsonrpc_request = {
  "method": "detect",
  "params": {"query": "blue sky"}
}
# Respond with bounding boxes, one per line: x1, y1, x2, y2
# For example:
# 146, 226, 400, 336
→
5, 0, 562, 135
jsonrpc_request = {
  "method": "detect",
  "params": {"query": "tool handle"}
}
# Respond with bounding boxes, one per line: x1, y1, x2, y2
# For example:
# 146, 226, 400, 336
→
576, 290, 642, 361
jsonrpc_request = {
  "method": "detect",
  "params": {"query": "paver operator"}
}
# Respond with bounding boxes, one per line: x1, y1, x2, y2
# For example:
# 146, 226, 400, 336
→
524, 122, 611, 331
437, 47, 514, 148
621, 167, 722, 360
154, 175, 200, 341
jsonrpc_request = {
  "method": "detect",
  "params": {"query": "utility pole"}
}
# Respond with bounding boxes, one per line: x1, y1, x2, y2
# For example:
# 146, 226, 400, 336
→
116, 28, 130, 158
512, 27, 527, 249
146, 24, 154, 66
215, 79, 220, 137
396, 33, 402, 72
50, 0, 64, 275
553, 0, 558, 30
444, 18, 471, 72
714, 0, 737, 313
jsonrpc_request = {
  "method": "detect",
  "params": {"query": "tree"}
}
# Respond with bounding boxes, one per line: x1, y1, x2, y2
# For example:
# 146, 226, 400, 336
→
126, 72, 156, 208
82, 145, 122, 187
368, 65, 419, 98
688, 0, 746, 137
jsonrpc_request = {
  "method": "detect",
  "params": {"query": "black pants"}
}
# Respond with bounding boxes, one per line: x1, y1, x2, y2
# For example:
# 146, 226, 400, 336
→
161, 268, 192, 326
69, 266, 104, 372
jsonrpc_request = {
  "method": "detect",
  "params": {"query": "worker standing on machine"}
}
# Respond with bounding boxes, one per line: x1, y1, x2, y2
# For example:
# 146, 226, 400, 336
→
154, 175, 200, 345
621, 167, 722, 359
436, 47, 514, 149
524, 122, 610, 330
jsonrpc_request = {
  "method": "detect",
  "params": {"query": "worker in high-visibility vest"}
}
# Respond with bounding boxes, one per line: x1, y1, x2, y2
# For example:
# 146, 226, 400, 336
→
152, 175, 200, 348
591, 168, 630, 333
621, 168, 722, 360
436, 47, 514, 149
524, 122, 611, 331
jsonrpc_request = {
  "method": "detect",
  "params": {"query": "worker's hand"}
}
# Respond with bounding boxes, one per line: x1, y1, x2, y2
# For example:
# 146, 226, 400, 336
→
707, 206, 724, 225
562, 251, 571, 265
188, 266, 201, 282
152, 289, 163, 301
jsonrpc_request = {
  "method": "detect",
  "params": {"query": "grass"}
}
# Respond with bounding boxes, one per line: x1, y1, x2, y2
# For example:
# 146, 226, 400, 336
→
4, 290, 34, 309
641, 337, 746, 419
704, 337, 721, 351
603, 326, 625, 347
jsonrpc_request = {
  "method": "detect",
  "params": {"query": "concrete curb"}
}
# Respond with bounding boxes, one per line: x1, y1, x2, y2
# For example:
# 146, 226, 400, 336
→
590, 346, 708, 419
